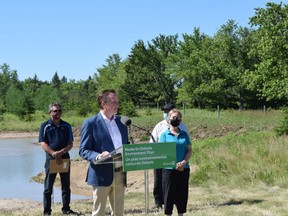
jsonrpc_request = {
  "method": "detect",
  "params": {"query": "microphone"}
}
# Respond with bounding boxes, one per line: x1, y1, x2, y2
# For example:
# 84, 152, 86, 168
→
120, 116, 134, 143
120, 116, 156, 143
120, 116, 132, 126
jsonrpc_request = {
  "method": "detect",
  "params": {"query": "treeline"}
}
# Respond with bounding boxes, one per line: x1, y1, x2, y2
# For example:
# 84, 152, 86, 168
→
0, 2, 287, 120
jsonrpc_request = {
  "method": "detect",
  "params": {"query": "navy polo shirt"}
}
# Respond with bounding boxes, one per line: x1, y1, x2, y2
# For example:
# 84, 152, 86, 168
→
39, 119, 73, 158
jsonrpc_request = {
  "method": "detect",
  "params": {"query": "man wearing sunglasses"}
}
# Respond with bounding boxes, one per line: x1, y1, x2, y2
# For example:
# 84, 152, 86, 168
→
39, 102, 77, 215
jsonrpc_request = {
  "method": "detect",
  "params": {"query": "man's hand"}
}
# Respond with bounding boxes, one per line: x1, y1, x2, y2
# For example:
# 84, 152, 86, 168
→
52, 150, 64, 159
95, 151, 111, 161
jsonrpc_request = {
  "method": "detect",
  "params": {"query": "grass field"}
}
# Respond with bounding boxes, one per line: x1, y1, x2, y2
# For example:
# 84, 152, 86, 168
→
1, 108, 288, 215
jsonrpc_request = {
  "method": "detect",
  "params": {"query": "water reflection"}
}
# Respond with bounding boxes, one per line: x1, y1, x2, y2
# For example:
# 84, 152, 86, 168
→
0, 138, 88, 202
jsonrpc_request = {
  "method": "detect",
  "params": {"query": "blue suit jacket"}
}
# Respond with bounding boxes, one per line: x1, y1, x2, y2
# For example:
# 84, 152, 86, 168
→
79, 112, 129, 186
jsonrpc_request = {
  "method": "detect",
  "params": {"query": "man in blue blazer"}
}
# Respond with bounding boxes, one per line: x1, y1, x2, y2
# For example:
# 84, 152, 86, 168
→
79, 89, 129, 216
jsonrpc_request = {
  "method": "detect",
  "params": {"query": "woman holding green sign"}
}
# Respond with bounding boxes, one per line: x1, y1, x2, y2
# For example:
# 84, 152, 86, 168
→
159, 109, 192, 216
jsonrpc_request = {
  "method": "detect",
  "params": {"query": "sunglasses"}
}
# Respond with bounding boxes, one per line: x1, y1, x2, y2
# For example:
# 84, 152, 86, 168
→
52, 109, 62, 113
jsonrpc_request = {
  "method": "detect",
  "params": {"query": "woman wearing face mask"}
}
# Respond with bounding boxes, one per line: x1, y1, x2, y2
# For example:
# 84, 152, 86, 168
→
159, 108, 192, 216
150, 103, 189, 210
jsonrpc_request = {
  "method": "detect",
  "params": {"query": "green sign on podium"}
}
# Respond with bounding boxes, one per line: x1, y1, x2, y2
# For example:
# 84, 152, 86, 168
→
122, 142, 176, 172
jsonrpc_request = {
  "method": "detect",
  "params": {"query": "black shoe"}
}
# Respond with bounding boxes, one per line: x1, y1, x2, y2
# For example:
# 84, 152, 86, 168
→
62, 209, 78, 215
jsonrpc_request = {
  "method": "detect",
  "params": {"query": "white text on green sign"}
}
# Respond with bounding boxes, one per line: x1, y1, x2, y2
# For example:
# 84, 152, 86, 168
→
122, 142, 176, 171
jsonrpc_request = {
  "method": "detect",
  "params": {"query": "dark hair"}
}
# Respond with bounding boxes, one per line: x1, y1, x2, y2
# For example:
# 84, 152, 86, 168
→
161, 103, 175, 111
48, 102, 62, 113
97, 89, 117, 109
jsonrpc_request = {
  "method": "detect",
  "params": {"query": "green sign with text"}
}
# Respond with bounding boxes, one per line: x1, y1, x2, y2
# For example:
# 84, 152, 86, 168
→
122, 142, 176, 171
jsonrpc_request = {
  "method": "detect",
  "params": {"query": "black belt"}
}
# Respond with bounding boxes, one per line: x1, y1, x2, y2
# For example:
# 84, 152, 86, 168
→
114, 167, 122, 172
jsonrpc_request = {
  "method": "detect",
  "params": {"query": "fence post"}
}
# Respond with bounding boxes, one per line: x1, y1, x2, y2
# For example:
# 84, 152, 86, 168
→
183, 102, 185, 115
217, 105, 220, 118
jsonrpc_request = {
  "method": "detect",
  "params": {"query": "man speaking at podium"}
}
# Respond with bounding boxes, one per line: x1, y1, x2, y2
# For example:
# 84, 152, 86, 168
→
79, 89, 129, 216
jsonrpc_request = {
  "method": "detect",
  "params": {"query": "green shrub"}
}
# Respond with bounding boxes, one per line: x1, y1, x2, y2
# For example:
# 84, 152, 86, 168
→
145, 108, 152, 116
77, 105, 90, 117
274, 107, 288, 136
190, 163, 211, 185
120, 102, 138, 117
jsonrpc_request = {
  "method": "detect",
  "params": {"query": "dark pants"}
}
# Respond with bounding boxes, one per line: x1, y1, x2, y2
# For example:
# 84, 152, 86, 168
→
153, 168, 164, 205
43, 160, 71, 214
162, 168, 190, 215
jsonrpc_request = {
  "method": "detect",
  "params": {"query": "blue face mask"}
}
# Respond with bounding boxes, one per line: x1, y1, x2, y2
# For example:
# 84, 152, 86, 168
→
163, 113, 168, 120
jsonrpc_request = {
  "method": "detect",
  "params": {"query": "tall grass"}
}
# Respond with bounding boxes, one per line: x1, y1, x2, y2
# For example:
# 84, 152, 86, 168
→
0, 110, 86, 132
131, 108, 282, 140
0, 108, 282, 134
191, 132, 288, 188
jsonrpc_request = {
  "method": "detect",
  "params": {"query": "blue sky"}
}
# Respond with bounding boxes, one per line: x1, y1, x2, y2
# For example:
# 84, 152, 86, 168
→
0, 0, 286, 82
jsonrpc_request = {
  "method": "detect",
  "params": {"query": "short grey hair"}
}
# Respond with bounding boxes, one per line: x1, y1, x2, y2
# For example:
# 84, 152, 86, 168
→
48, 102, 62, 113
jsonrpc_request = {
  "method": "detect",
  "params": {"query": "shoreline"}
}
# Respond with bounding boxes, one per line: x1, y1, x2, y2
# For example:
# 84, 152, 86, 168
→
0, 131, 81, 146
0, 131, 39, 139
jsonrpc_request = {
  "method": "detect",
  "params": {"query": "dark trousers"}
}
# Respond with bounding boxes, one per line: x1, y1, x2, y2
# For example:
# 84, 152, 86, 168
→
162, 168, 190, 215
153, 168, 164, 205
43, 163, 71, 214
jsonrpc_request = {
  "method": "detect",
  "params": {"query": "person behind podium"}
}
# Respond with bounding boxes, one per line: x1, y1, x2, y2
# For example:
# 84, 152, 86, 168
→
79, 89, 129, 216
38, 102, 76, 215
150, 103, 188, 210
159, 108, 192, 216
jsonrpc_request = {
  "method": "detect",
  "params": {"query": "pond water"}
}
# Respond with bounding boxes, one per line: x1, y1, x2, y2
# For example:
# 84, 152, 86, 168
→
0, 138, 89, 202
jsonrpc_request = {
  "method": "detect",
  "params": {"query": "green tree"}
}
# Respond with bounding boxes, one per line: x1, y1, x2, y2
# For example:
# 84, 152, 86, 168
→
0, 99, 5, 118
176, 28, 215, 108
61, 76, 68, 83
177, 23, 257, 109
211, 20, 253, 109
0, 63, 21, 110
34, 84, 61, 112
58, 79, 96, 115
51, 71, 61, 88
22, 75, 44, 101
5, 84, 23, 115
149, 34, 179, 103
80, 77, 98, 114
20, 94, 35, 121
95, 54, 126, 94
124, 34, 179, 106
246, 2, 288, 105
